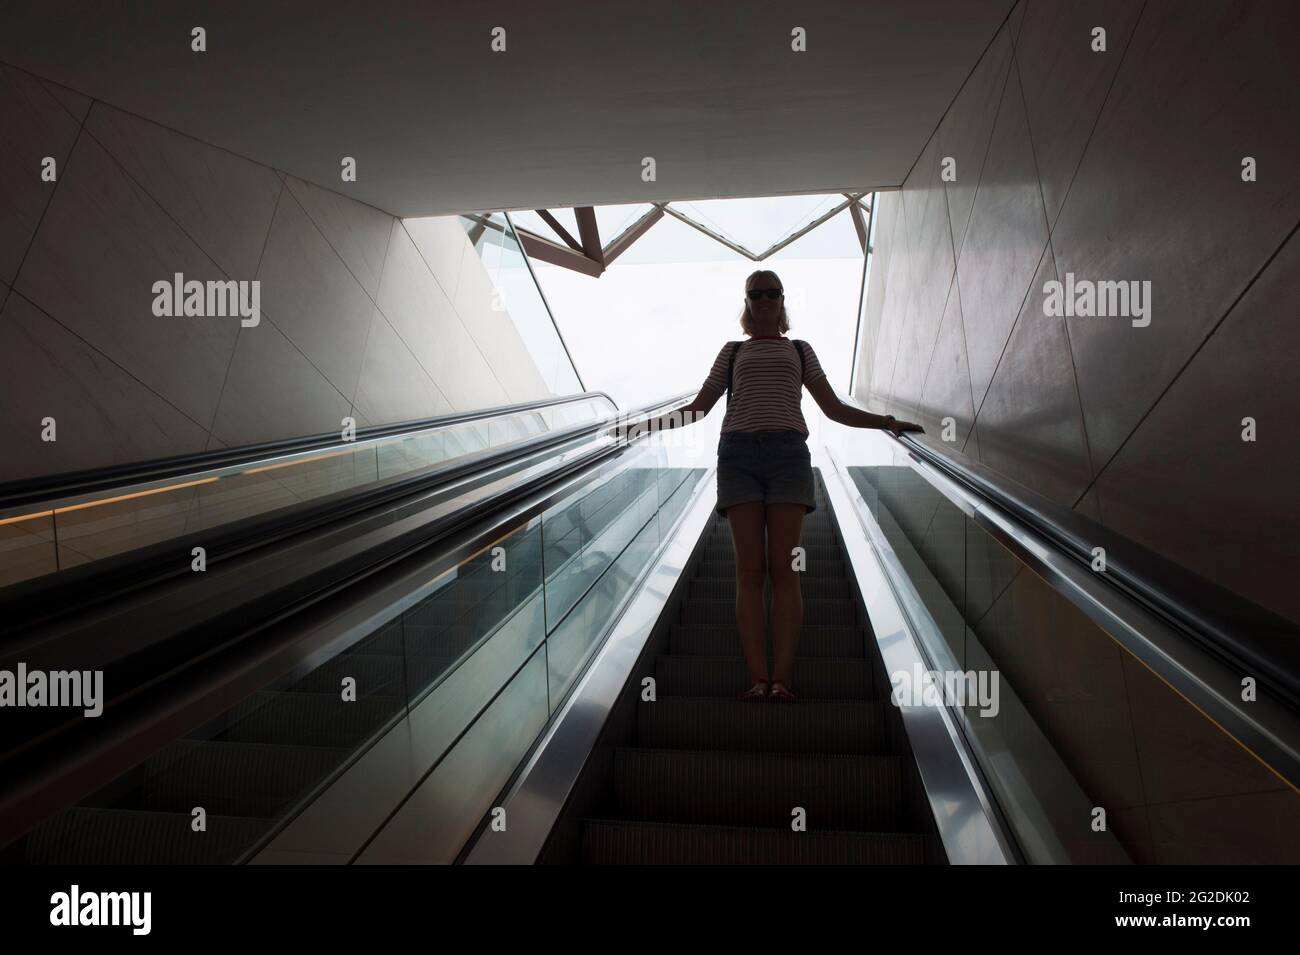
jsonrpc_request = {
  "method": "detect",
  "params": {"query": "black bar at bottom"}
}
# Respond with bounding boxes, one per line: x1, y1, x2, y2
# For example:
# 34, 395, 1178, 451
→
0, 864, 1282, 940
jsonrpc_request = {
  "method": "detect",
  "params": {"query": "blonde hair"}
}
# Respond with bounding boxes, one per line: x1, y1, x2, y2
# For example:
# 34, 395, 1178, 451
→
738, 269, 790, 336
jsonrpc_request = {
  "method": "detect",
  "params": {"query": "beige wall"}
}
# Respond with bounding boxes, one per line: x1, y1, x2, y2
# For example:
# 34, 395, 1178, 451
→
855, 0, 1299, 626
0, 61, 556, 484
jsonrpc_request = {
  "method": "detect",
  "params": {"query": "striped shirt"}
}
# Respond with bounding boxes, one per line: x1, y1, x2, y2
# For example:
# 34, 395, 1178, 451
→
701, 336, 827, 436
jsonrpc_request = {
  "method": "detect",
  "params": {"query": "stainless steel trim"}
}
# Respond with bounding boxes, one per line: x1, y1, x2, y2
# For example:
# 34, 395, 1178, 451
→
0, 401, 692, 850
894, 443, 1300, 794
0, 394, 620, 520
829, 448, 1132, 863
834, 391, 1300, 793
818, 446, 1018, 865
250, 447, 700, 863
355, 646, 552, 865
462, 468, 717, 865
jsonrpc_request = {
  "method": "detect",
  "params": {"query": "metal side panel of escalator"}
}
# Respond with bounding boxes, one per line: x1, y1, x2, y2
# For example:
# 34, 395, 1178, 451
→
465, 410, 1300, 866
0, 390, 711, 865
567, 471, 943, 864
465, 466, 978, 866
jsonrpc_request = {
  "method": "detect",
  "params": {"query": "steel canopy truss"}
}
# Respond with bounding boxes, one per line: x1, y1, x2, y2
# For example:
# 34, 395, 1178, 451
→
509, 193, 873, 278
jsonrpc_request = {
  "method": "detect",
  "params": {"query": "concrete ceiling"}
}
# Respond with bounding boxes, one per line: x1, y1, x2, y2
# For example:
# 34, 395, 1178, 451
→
1, 0, 1014, 219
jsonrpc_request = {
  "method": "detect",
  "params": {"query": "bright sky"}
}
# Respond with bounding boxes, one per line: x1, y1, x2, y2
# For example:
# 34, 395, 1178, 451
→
518, 196, 869, 413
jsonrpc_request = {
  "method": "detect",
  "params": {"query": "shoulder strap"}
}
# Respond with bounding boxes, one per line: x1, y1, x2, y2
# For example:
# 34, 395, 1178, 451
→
793, 339, 807, 382
725, 341, 743, 394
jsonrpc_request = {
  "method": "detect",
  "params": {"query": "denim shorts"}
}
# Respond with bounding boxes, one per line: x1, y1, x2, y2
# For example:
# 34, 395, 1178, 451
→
715, 430, 816, 517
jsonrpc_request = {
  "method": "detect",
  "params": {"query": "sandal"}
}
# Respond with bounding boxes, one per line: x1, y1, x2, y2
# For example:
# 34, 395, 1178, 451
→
768, 682, 797, 702
738, 680, 769, 701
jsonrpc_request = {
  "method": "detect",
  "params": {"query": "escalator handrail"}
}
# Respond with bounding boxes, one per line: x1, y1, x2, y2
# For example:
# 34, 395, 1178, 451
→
880, 426, 1300, 709
0, 390, 620, 512
0, 393, 696, 847
832, 407, 1300, 790
0, 391, 691, 635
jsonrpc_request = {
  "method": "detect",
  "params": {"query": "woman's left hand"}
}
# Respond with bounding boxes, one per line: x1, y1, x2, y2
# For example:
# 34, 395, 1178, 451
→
886, 417, 924, 435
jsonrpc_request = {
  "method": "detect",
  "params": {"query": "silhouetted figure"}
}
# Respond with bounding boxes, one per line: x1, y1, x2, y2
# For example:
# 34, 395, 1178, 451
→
630, 269, 921, 701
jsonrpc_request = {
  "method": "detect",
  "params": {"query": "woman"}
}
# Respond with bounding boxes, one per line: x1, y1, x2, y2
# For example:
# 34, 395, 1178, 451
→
634, 270, 922, 701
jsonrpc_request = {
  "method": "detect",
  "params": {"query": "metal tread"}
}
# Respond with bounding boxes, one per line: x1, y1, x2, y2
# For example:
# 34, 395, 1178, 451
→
637, 697, 888, 754
653, 654, 875, 699
581, 818, 926, 865
612, 747, 906, 830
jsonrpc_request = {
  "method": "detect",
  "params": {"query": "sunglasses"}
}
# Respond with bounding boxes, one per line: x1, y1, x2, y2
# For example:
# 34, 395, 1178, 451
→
746, 288, 783, 301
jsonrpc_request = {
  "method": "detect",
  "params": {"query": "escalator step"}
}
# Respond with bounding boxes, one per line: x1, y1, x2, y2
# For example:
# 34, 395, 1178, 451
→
669, 624, 866, 658
581, 819, 925, 865
402, 621, 491, 664
353, 622, 405, 657
418, 584, 519, 623
704, 527, 833, 542
682, 598, 857, 627
713, 501, 830, 515
711, 513, 832, 527
707, 527, 836, 544
696, 559, 846, 580
127, 739, 349, 818
702, 544, 840, 563
216, 691, 402, 749
613, 748, 905, 830
653, 655, 874, 699
403, 654, 467, 698
708, 526, 836, 540
286, 653, 404, 696
688, 578, 852, 601
25, 807, 269, 865
278, 651, 466, 704
413, 577, 511, 605
637, 698, 887, 754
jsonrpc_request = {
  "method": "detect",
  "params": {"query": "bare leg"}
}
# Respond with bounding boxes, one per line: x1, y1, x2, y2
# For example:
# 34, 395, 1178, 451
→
726, 501, 768, 685
765, 503, 806, 688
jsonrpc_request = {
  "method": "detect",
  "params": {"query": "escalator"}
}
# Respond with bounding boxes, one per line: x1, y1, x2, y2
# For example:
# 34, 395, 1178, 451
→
0, 390, 707, 865
4, 387, 1300, 865
578, 471, 937, 864
465, 412, 1300, 866
22, 467, 649, 864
